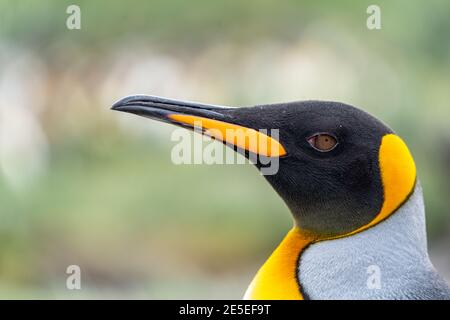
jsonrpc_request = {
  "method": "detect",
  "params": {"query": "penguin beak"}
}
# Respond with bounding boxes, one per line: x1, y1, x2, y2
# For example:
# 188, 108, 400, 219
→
112, 95, 286, 157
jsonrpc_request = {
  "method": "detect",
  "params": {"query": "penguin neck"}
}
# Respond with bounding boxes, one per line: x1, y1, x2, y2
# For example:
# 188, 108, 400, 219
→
244, 182, 431, 300
299, 182, 434, 299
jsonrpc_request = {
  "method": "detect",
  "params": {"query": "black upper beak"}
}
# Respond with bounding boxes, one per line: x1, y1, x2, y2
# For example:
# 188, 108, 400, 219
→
111, 95, 233, 127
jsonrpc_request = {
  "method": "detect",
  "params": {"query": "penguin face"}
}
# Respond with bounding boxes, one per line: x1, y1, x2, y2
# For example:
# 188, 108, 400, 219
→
228, 101, 407, 237
112, 97, 416, 238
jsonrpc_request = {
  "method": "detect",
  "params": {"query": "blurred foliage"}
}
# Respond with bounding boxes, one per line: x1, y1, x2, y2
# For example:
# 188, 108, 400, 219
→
0, 0, 449, 298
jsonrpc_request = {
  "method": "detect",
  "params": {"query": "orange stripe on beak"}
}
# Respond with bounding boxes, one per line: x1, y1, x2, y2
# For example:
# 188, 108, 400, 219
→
168, 114, 287, 157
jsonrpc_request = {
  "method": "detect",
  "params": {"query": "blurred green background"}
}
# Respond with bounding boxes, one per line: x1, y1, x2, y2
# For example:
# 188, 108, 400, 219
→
0, 0, 449, 299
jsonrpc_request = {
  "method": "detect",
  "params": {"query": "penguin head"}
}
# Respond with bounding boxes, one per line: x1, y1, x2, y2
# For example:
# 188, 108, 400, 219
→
112, 96, 416, 239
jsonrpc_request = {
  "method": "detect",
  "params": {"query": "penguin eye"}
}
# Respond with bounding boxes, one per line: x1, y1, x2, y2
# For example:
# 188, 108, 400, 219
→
307, 133, 338, 152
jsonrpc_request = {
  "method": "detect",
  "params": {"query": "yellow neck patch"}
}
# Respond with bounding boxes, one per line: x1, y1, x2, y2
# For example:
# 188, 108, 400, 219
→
243, 228, 315, 300
244, 134, 416, 300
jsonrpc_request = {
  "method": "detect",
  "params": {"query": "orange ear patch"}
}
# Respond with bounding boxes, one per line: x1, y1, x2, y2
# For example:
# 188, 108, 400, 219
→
374, 134, 417, 223
347, 134, 416, 236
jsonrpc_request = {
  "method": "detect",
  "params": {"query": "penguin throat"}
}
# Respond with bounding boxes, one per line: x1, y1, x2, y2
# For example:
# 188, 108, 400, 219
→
243, 227, 315, 300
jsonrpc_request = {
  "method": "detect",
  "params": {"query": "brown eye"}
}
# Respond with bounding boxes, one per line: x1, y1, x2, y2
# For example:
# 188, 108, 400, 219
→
307, 133, 338, 152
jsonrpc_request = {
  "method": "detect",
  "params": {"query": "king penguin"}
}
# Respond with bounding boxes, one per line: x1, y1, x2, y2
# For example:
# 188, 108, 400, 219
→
112, 95, 450, 300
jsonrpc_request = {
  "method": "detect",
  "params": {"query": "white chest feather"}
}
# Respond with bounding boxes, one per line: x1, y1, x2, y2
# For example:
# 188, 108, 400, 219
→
299, 183, 450, 299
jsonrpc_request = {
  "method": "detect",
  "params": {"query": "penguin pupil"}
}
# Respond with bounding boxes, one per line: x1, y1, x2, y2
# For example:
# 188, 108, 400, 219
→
308, 133, 337, 151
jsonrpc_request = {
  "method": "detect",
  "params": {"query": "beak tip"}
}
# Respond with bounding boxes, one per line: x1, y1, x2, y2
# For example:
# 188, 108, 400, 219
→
110, 104, 137, 115
111, 98, 127, 111
111, 95, 154, 112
